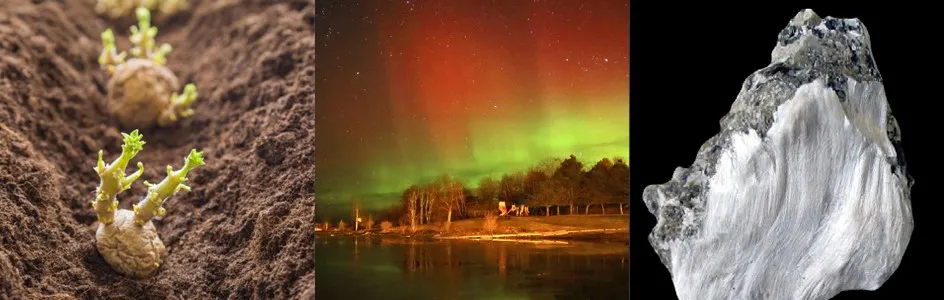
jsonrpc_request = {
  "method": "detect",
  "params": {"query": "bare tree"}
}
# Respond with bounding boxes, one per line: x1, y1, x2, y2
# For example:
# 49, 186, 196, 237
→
421, 186, 428, 224
365, 215, 375, 231
352, 200, 361, 231
420, 185, 434, 224
404, 188, 419, 232
449, 179, 465, 222
459, 187, 472, 217
433, 174, 465, 229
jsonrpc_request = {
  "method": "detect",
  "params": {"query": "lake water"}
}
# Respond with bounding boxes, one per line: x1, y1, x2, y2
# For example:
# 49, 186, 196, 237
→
315, 234, 628, 300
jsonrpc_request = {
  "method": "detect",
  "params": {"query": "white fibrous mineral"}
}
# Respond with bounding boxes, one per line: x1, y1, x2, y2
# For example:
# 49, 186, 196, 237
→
643, 9, 913, 300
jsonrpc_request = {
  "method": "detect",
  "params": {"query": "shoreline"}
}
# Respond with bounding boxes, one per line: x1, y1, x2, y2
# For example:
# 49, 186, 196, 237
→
436, 228, 628, 239
316, 214, 630, 244
315, 231, 629, 245
316, 227, 629, 244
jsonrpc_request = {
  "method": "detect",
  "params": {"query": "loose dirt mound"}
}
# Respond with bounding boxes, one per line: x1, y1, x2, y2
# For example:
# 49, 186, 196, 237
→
0, 0, 314, 299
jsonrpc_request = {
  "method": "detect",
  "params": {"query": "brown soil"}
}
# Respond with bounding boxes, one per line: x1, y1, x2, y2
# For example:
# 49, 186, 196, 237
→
0, 0, 314, 299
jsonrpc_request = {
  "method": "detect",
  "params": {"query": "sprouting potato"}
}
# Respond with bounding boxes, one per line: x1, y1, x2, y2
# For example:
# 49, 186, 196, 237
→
91, 130, 205, 278
99, 8, 198, 129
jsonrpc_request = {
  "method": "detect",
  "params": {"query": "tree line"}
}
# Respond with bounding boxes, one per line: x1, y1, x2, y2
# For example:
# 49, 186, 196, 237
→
376, 154, 629, 230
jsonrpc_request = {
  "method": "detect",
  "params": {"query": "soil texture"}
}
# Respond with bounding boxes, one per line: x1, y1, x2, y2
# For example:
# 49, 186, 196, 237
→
0, 0, 314, 298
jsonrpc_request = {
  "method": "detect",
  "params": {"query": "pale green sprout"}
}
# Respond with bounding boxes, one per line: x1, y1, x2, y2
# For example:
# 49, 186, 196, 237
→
133, 149, 205, 225
98, 29, 127, 75
153, 44, 172, 65
158, 83, 198, 126
178, 83, 198, 110
92, 130, 146, 225
129, 7, 172, 64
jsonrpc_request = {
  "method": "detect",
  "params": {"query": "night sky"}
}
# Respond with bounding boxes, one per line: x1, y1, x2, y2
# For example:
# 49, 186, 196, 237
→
316, 0, 629, 219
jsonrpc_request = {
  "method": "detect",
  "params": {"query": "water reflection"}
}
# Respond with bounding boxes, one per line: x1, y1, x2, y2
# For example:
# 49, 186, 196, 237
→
316, 234, 628, 299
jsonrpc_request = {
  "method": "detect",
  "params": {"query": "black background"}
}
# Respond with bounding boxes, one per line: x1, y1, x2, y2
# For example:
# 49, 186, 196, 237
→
630, 2, 937, 299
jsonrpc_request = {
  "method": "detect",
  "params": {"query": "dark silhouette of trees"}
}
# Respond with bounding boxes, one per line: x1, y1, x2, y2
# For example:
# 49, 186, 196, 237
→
380, 154, 629, 223
584, 158, 612, 214
524, 169, 549, 196
608, 158, 629, 214
529, 178, 559, 216
552, 155, 583, 214
476, 176, 500, 206
498, 172, 526, 204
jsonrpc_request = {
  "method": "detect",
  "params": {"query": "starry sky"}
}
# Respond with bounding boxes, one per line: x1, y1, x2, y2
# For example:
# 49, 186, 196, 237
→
316, 0, 629, 219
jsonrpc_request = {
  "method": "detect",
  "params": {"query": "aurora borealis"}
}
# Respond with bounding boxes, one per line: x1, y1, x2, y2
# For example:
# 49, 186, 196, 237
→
316, 0, 629, 219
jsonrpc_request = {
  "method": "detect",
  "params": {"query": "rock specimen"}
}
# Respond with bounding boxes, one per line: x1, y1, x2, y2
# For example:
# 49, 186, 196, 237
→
643, 9, 913, 300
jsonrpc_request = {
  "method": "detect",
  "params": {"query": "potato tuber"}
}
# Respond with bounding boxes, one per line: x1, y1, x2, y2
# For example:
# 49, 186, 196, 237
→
92, 130, 205, 278
99, 7, 198, 129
